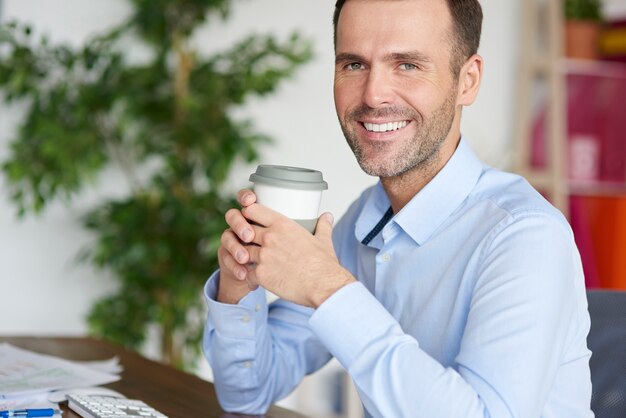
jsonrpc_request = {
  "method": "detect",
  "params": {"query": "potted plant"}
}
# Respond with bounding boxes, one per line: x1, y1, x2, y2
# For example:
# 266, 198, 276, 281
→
0, 0, 311, 370
564, 0, 603, 60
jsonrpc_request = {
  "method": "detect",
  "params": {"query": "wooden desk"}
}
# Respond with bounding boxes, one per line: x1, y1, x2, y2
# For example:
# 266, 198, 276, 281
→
0, 337, 308, 418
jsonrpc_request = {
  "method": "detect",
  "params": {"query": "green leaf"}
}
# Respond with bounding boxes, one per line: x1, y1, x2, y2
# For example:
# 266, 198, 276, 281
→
564, 0, 602, 21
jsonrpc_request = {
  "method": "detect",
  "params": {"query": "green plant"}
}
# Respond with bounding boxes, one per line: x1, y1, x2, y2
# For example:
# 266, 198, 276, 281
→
0, 0, 312, 369
564, 0, 602, 21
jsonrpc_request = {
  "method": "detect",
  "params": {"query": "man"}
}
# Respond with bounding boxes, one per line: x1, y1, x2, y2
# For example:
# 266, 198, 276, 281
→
203, 1, 594, 417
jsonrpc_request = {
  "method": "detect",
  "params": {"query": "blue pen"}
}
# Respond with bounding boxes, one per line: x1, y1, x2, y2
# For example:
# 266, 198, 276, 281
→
0, 409, 60, 417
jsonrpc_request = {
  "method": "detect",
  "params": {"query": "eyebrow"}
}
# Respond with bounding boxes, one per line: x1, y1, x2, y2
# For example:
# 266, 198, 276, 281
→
387, 51, 433, 64
335, 51, 433, 65
335, 52, 363, 65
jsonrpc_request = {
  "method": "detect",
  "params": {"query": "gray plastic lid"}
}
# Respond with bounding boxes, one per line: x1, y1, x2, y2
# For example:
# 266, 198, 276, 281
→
249, 165, 328, 191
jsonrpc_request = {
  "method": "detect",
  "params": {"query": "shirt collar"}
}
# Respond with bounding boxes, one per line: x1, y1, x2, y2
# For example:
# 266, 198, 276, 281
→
354, 182, 391, 248
355, 137, 484, 247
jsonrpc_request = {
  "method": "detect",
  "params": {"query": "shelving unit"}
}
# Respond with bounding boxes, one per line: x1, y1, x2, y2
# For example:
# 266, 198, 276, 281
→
514, 0, 626, 290
514, 0, 569, 216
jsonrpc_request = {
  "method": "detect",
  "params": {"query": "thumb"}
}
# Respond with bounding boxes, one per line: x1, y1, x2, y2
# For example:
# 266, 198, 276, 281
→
314, 212, 334, 241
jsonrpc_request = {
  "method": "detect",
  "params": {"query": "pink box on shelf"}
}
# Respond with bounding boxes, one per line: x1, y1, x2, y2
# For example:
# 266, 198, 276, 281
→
531, 61, 626, 186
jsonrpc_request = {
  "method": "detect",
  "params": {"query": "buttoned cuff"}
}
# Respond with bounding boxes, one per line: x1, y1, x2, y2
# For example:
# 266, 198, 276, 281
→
204, 270, 268, 340
309, 281, 403, 368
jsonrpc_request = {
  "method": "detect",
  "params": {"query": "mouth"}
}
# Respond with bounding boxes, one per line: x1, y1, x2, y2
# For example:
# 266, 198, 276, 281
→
362, 120, 410, 133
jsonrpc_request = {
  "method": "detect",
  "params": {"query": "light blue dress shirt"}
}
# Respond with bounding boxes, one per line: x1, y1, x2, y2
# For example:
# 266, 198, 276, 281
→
203, 138, 593, 418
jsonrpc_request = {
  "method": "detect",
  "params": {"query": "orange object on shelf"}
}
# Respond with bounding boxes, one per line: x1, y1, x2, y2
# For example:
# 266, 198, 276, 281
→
570, 194, 626, 290
600, 19, 626, 63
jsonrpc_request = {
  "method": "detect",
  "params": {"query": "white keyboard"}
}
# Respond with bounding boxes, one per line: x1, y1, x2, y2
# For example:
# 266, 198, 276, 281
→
67, 394, 168, 418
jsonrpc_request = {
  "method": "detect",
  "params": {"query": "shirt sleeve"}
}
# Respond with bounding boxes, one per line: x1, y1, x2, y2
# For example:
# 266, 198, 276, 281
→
310, 213, 592, 418
202, 270, 332, 414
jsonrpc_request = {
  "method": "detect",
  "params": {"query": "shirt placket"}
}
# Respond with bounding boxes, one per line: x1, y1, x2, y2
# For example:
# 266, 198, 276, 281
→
374, 222, 400, 300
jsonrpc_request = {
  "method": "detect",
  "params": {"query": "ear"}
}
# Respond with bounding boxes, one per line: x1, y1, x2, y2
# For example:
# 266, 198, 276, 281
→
456, 54, 483, 106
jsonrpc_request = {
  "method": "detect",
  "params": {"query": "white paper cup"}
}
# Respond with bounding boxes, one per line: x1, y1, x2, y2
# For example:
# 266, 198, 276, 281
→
249, 165, 328, 232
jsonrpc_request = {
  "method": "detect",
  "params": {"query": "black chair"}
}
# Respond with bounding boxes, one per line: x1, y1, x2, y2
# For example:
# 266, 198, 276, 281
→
586, 290, 626, 418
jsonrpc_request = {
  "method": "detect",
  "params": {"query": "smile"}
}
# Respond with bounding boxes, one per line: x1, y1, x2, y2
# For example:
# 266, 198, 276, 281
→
362, 121, 409, 133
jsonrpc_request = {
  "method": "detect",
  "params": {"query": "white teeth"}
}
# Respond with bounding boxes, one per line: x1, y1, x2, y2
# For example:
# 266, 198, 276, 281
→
364, 121, 408, 133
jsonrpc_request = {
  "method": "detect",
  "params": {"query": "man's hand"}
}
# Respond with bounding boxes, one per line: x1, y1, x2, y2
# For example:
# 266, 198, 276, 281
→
241, 203, 355, 308
216, 189, 258, 304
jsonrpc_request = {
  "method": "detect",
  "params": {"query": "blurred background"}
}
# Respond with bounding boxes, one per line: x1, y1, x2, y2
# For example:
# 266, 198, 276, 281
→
1, 1, 626, 417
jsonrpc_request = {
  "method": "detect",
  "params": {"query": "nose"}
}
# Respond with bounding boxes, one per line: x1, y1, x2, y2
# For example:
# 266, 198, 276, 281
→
362, 68, 394, 108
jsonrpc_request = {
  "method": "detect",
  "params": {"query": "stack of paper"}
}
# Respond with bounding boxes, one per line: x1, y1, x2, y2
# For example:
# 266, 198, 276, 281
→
0, 343, 122, 411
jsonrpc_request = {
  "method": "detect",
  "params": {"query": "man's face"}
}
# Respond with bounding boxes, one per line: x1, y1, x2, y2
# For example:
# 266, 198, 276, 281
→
334, 0, 461, 178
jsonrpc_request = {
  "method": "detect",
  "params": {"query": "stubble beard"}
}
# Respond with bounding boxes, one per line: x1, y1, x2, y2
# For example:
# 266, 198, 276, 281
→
339, 88, 458, 179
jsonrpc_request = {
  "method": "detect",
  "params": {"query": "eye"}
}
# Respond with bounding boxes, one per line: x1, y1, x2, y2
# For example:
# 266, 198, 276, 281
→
345, 62, 364, 71
399, 63, 418, 70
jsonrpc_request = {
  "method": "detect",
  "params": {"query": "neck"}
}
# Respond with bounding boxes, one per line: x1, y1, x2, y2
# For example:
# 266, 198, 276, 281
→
381, 129, 461, 214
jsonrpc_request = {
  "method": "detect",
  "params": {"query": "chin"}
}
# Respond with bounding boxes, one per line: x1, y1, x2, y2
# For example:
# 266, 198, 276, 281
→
357, 158, 398, 178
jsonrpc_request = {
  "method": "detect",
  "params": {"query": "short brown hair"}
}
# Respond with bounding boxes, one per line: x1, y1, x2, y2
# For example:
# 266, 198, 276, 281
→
332, 0, 483, 75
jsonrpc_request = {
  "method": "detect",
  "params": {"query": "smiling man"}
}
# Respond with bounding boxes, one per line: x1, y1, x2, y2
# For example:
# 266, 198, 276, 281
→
203, 1, 594, 417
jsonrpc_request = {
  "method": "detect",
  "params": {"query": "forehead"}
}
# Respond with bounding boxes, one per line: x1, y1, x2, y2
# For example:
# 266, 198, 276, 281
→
336, 0, 453, 57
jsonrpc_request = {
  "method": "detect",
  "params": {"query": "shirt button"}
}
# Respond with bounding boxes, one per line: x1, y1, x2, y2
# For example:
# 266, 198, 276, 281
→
255, 304, 261, 312
241, 315, 250, 324
243, 361, 252, 368
382, 253, 391, 262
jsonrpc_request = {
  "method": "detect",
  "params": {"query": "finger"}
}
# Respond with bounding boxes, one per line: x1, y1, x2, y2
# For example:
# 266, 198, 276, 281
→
237, 189, 257, 207
245, 245, 261, 265
245, 266, 260, 288
241, 203, 284, 231
218, 245, 248, 281
314, 212, 334, 242
225, 208, 255, 243
221, 228, 250, 264
244, 265, 260, 290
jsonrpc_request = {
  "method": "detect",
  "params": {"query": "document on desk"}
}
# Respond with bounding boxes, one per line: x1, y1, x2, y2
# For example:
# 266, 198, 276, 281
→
0, 343, 121, 398
0, 392, 58, 411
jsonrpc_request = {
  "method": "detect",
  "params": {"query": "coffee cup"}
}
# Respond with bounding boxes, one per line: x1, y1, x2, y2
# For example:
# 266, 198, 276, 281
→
249, 165, 328, 233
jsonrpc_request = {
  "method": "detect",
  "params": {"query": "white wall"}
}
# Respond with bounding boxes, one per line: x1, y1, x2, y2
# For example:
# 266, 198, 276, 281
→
0, 0, 134, 335
0, 0, 522, 413
604, 0, 626, 17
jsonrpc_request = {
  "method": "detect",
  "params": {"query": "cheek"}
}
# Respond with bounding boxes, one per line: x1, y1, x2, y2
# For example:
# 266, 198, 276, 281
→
333, 81, 353, 118
334, 78, 369, 121
399, 86, 439, 115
